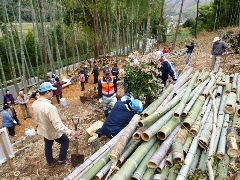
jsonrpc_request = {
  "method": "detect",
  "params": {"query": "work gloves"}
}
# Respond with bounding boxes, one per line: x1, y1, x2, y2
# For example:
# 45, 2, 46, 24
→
99, 98, 102, 103
210, 55, 213, 59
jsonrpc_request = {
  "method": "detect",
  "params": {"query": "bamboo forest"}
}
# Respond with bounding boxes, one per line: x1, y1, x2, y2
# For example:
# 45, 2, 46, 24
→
0, 0, 240, 179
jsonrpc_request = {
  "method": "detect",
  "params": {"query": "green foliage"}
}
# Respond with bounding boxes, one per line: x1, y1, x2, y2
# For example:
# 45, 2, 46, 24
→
124, 51, 161, 106
183, 18, 195, 28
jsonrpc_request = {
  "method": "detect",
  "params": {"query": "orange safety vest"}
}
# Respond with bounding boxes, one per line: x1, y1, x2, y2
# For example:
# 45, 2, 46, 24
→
101, 77, 115, 96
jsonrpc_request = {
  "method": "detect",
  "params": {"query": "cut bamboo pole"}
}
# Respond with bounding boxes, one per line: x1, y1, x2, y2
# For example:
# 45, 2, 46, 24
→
190, 115, 202, 137
132, 141, 160, 180
231, 73, 238, 92
148, 125, 180, 168
216, 85, 223, 97
157, 117, 180, 140
174, 128, 188, 145
141, 107, 176, 141
216, 154, 229, 180
187, 147, 201, 178
172, 139, 184, 164
237, 74, 240, 103
141, 84, 174, 117
174, 72, 199, 117
224, 92, 237, 114
200, 97, 210, 117
110, 137, 156, 180
173, 80, 189, 96
154, 166, 170, 179
183, 135, 193, 156
110, 114, 140, 163
202, 73, 216, 97
95, 161, 111, 180
232, 109, 240, 129
182, 95, 205, 130
226, 127, 240, 158
157, 157, 166, 172
142, 168, 156, 180
132, 128, 145, 142
165, 151, 173, 167
182, 78, 210, 116
167, 164, 179, 180
236, 105, 240, 116
216, 114, 230, 158
197, 71, 210, 83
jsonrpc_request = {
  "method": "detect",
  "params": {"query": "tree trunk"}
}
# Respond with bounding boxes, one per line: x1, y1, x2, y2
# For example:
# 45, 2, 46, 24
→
194, 0, 200, 38
92, 0, 99, 59
143, 0, 152, 54
157, 0, 165, 48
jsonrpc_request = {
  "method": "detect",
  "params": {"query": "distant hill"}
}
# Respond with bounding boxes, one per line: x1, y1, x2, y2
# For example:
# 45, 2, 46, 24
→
165, 0, 212, 20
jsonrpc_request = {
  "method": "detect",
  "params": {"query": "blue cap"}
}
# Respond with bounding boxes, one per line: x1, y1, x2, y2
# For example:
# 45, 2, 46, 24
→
129, 99, 143, 113
156, 50, 164, 57
103, 68, 110, 75
39, 82, 57, 92
121, 93, 134, 104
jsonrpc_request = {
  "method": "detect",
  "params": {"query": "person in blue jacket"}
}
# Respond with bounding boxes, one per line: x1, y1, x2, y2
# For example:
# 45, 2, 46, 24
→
156, 51, 177, 86
1, 104, 16, 137
88, 98, 143, 142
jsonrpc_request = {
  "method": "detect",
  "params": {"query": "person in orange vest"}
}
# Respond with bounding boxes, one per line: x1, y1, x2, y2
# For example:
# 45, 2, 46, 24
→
98, 68, 117, 117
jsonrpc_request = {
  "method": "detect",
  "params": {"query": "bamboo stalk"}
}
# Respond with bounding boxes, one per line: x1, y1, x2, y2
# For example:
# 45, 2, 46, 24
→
226, 127, 240, 158
183, 135, 193, 156
95, 161, 111, 180
224, 92, 237, 114
111, 137, 156, 180
232, 109, 240, 129
142, 168, 156, 180
216, 154, 229, 180
200, 97, 210, 117
182, 95, 205, 130
231, 73, 238, 92
157, 117, 180, 140
155, 166, 170, 179
132, 141, 160, 180
237, 74, 240, 103
141, 84, 174, 117
148, 125, 180, 168
216, 85, 223, 97
174, 128, 188, 146
173, 80, 189, 96
174, 72, 199, 117
190, 115, 202, 137
197, 71, 210, 82
236, 105, 240, 116
165, 151, 173, 167
202, 73, 216, 97
167, 164, 179, 180
132, 128, 145, 142
216, 114, 230, 158
187, 147, 201, 178
110, 115, 140, 163
172, 139, 184, 164
141, 107, 176, 141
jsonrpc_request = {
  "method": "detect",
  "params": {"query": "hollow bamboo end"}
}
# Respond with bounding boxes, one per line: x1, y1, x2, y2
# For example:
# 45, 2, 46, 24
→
227, 149, 240, 158
131, 174, 141, 180
157, 132, 165, 140
165, 160, 173, 167
190, 129, 197, 137
138, 122, 144, 128
181, 122, 190, 130
198, 140, 207, 151
156, 167, 162, 173
141, 132, 150, 141
181, 112, 187, 117
142, 113, 149, 118
174, 113, 180, 118
147, 161, 157, 169
217, 92, 221, 97
133, 132, 141, 141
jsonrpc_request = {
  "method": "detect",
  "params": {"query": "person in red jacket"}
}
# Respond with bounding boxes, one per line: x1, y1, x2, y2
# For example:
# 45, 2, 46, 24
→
53, 77, 63, 104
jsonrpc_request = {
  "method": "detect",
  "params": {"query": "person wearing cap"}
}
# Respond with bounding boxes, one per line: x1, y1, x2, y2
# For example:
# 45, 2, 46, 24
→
1, 104, 17, 137
156, 51, 177, 86
88, 99, 143, 142
111, 63, 119, 81
83, 65, 89, 83
210, 37, 228, 73
17, 91, 32, 120
98, 68, 117, 118
92, 62, 99, 84
185, 40, 195, 66
32, 82, 79, 167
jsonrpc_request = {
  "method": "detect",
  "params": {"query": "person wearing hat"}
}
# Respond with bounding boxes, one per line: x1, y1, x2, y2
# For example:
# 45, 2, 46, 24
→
17, 91, 32, 120
210, 37, 228, 72
156, 51, 177, 86
83, 65, 89, 83
185, 40, 195, 66
88, 99, 143, 142
32, 82, 79, 167
98, 68, 117, 117
92, 62, 99, 84
111, 63, 119, 81
1, 104, 17, 137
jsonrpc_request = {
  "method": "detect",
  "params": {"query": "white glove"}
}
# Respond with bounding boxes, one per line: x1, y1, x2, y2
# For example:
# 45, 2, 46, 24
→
184, 42, 186, 45
210, 55, 212, 59
13, 120, 17, 124
99, 98, 102, 103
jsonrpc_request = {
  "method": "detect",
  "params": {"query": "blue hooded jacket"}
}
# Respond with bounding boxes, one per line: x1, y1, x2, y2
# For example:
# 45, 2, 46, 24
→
96, 101, 135, 138
158, 59, 177, 83
2, 110, 14, 127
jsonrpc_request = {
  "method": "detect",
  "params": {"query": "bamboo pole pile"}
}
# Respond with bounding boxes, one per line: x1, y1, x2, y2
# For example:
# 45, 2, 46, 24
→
65, 69, 240, 180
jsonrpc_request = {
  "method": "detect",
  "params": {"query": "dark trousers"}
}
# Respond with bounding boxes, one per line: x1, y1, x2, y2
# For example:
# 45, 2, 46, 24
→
13, 115, 20, 125
94, 75, 98, 84
5, 126, 15, 136
56, 93, 62, 104
44, 134, 69, 164
81, 82, 85, 91
84, 75, 88, 83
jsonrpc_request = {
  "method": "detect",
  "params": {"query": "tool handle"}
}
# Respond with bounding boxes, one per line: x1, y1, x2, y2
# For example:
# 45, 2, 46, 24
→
72, 117, 79, 131
75, 137, 79, 154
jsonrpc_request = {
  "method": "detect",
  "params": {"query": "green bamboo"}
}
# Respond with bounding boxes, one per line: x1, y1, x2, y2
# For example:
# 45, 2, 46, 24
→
80, 153, 110, 180
155, 166, 170, 179
216, 154, 229, 180
197, 150, 208, 171
142, 168, 156, 180
174, 71, 199, 117
142, 84, 174, 117
165, 151, 173, 167
182, 95, 205, 130
111, 137, 156, 180
197, 71, 210, 82
167, 164, 179, 180
132, 128, 146, 142
183, 134, 193, 156
224, 92, 237, 114
132, 141, 160, 180
232, 109, 240, 129
231, 73, 238, 92
190, 113, 202, 137
172, 139, 184, 164
202, 73, 216, 97
188, 147, 201, 177
226, 127, 240, 158
157, 117, 180, 140
0, 58, 7, 88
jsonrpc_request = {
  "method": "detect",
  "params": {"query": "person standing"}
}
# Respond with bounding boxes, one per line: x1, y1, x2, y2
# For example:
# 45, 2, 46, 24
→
111, 63, 119, 81
3, 89, 15, 105
6, 98, 20, 125
1, 104, 16, 137
32, 82, 79, 167
83, 65, 89, 83
88, 99, 143, 142
185, 40, 195, 65
156, 51, 177, 86
92, 62, 99, 84
17, 91, 31, 120
79, 70, 85, 91
210, 37, 228, 73
98, 68, 117, 118
53, 77, 63, 104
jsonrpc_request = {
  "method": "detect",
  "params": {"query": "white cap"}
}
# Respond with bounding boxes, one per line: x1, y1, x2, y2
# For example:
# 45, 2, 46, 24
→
213, 37, 220, 42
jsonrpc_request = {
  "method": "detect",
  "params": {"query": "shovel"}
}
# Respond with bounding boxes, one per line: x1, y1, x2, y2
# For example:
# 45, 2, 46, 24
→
71, 117, 84, 167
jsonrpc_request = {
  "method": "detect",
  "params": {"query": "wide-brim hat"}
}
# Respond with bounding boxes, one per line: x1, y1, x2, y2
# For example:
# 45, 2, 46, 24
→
213, 37, 220, 42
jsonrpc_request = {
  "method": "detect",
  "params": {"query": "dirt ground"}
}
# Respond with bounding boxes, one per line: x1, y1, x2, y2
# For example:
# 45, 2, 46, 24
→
0, 29, 240, 179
